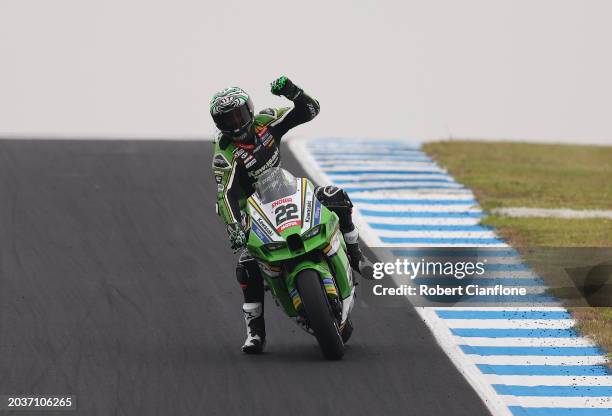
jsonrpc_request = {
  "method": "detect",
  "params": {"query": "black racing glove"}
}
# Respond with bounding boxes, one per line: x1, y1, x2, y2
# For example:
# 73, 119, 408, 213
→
227, 222, 247, 252
270, 75, 302, 100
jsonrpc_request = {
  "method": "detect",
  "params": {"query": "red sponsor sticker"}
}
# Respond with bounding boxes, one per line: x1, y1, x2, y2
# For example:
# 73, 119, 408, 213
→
271, 197, 293, 209
277, 220, 301, 232
256, 126, 268, 137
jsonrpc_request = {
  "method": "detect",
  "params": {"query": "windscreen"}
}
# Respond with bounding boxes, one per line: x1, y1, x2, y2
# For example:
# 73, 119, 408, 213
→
255, 167, 297, 204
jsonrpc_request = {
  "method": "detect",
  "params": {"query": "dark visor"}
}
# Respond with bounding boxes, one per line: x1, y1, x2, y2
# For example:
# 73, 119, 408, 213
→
213, 105, 253, 132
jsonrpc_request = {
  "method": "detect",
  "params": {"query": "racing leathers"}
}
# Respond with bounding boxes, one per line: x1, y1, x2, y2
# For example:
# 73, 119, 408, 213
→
211, 82, 367, 353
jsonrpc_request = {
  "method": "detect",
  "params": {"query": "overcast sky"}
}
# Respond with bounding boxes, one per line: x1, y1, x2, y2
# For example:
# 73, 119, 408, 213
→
1, 0, 611, 143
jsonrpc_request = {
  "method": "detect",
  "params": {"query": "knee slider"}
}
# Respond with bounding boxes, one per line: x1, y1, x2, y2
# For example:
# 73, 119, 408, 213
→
236, 251, 262, 287
236, 262, 249, 286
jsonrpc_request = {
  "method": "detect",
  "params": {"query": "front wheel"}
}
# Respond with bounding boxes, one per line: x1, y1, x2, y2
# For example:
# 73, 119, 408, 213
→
296, 270, 344, 360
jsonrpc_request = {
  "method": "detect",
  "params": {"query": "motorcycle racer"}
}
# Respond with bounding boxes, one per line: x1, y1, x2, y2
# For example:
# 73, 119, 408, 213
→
210, 76, 372, 353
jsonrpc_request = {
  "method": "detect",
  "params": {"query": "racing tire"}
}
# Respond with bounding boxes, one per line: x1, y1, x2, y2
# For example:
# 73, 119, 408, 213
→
296, 269, 344, 360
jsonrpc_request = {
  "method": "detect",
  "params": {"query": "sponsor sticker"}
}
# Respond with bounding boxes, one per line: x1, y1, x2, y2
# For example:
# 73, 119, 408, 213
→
277, 220, 301, 232
313, 200, 321, 225
250, 147, 279, 178
304, 200, 313, 222
251, 221, 272, 243
257, 126, 269, 137
271, 197, 293, 209
255, 216, 275, 236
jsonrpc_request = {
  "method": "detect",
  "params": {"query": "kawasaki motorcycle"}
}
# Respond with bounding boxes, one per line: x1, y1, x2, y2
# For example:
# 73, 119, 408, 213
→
245, 167, 355, 360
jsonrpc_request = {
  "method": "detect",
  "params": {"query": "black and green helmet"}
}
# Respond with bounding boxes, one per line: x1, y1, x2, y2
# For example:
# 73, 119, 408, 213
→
210, 87, 255, 142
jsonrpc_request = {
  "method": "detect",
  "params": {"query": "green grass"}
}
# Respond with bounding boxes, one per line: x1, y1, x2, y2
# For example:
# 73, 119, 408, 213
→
481, 217, 612, 247
423, 140, 612, 363
423, 141, 612, 211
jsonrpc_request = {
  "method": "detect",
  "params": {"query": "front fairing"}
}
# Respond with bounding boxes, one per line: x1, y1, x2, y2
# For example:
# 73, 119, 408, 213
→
246, 170, 354, 321
247, 175, 336, 261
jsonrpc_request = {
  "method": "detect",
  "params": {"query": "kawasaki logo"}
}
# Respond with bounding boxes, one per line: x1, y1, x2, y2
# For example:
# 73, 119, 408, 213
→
256, 217, 274, 235
250, 148, 279, 178
304, 200, 312, 221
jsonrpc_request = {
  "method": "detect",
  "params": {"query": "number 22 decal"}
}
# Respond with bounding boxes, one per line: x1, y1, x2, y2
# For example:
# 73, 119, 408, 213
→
274, 203, 298, 225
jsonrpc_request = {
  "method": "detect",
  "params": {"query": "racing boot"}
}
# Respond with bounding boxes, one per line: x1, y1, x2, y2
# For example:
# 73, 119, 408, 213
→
343, 228, 375, 280
241, 302, 266, 354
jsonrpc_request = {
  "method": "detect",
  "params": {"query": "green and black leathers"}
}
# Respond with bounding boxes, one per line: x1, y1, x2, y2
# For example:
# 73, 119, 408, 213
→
212, 88, 320, 226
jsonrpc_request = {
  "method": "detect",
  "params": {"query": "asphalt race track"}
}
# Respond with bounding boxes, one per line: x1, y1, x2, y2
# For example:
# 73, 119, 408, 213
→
0, 140, 490, 416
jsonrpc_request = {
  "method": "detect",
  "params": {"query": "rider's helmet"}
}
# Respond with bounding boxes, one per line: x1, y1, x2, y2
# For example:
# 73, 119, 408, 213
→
210, 87, 255, 143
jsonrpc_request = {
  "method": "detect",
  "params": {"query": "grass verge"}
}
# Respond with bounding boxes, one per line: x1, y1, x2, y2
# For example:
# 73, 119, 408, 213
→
423, 140, 612, 362
423, 141, 612, 211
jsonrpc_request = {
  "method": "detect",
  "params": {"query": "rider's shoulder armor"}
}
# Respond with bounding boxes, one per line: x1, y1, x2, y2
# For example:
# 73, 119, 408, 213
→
254, 107, 291, 133
212, 132, 235, 171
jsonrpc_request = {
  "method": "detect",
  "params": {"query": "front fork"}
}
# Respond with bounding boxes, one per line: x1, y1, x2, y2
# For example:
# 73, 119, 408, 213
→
288, 254, 355, 327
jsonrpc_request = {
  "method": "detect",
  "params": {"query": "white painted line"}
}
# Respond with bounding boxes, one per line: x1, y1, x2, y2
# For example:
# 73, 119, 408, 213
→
444, 319, 576, 329
362, 191, 477, 198
474, 257, 530, 265
435, 306, 570, 311
402, 272, 539, 280
359, 216, 483, 225
476, 272, 539, 279
337, 181, 465, 189
322, 166, 446, 173
484, 375, 612, 387
317, 162, 435, 168
352, 193, 476, 201
374, 230, 497, 239
471, 355, 608, 366
308, 145, 417, 149
499, 396, 612, 408
354, 204, 479, 212
307, 145, 420, 152
328, 173, 454, 180
377, 242, 509, 248
455, 337, 597, 347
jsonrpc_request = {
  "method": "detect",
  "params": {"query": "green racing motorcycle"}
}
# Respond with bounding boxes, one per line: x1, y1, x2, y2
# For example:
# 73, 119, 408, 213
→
245, 167, 356, 360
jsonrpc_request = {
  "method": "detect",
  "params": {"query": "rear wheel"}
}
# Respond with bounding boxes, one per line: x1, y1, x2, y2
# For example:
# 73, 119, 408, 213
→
296, 270, 344, 360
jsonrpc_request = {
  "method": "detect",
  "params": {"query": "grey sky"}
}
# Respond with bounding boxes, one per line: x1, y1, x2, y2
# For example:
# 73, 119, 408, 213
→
1, 0, 611, 143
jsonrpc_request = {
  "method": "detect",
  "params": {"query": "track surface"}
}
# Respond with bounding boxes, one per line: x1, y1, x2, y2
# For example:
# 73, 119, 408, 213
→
0, 140, 490, 416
